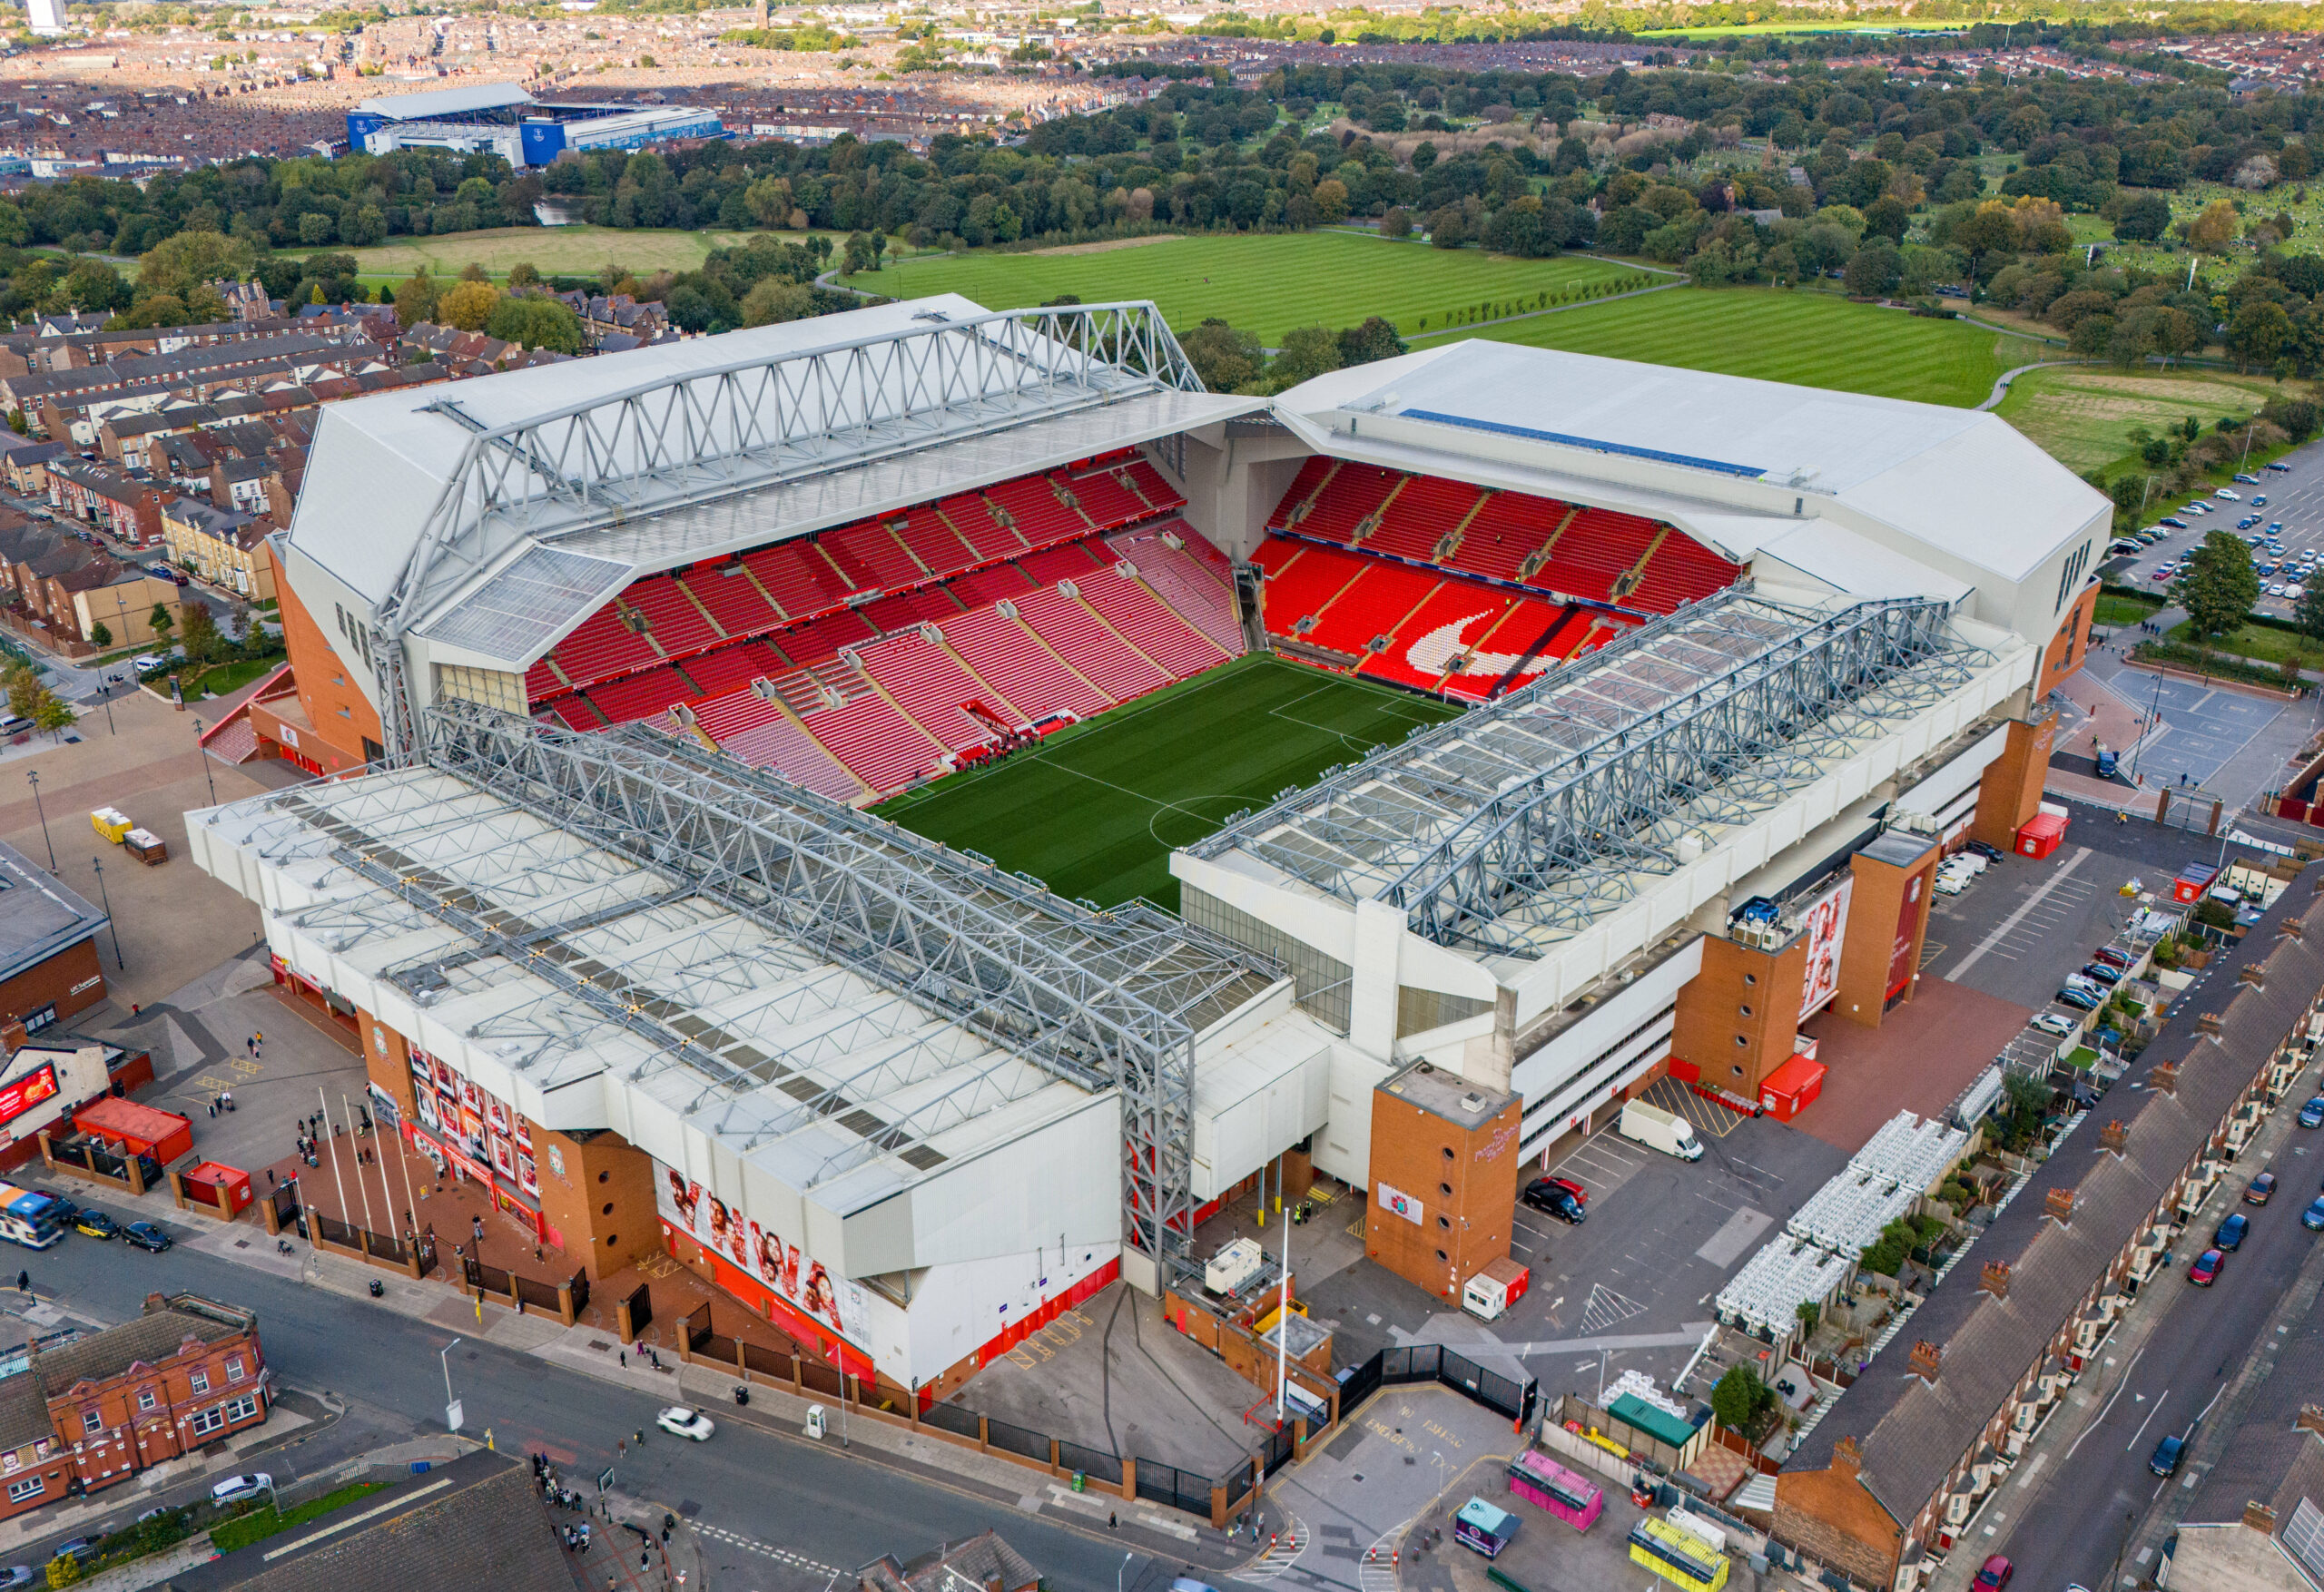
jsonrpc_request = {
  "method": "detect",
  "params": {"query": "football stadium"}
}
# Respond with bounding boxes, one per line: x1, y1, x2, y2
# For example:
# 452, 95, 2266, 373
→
189, 296, 2106, 1401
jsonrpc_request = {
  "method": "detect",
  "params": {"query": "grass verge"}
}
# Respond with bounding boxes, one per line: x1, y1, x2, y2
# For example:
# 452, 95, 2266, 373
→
875, 654, 1457, 909
2094, 592, 2163, 627
209, 1483, 385, 1556
1994, 365, 2281, 477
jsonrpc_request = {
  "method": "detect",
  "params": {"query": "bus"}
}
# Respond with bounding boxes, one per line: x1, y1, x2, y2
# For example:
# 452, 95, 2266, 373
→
1628, 1516, 1729, 1592
0, 1183, 71, 1249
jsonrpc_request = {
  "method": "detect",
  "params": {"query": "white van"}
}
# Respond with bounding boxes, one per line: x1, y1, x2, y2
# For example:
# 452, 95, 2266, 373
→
1619, 1100, 1704, 1161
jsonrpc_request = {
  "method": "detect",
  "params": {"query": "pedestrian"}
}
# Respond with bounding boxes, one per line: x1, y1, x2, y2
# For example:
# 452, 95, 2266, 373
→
1108, 1512, 1118, 1530
620, 1349, 627, 1369
208, 1101, 215, 1118
266, 1169, 276, 1186
14, 1272, 25, 1295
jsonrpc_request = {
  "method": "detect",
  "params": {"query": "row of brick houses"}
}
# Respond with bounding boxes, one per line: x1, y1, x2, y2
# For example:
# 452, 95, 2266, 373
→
0, 516, 182, 651
0, 309, 385, 378
1771, 867, 2324, 1591
0, 327, 388, 418
0, 1292, 268, 1524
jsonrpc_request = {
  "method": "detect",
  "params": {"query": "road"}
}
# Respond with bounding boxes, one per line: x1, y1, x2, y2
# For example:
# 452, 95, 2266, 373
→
5, 1235, 1216, 1591
1984, 1125, 2324, 1591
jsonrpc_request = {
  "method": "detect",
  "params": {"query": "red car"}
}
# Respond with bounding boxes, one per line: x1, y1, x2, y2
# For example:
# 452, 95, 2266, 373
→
2189, 1247, 2225, 1286
1545, 1175, 1589, 1208
2249, 1173, 2278, 1205
1974, 1555, 2013, 1589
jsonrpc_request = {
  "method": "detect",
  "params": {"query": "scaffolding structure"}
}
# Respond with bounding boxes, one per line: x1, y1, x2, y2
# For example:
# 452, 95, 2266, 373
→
418, 701, 1277, 1282
1187, 590, 1989, 958
369, 300, 1206, 762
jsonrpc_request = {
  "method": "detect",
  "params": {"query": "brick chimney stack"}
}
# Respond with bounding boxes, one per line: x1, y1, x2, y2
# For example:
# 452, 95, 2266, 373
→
2299, 1405, 2324, 1436
2045, 1187, 2075, 1223
1981, 1262, 2012, 1299
2196, 1011, 2223, 1037
2247, 1500, 2280, 1533
1908, 1340, 1942, 1384
1833, 1434, 1862, 1477
2100, 1119, 2128, 1154
0, 1017, 23, 1058
2151, 1061, 2181, 1093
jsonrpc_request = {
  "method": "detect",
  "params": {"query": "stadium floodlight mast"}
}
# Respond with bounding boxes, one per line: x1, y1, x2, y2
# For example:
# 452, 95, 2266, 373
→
362, 301, 1206, 767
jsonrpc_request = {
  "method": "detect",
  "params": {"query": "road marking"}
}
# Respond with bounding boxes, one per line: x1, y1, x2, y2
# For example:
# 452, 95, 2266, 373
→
2066, 1345, 2147, 1462
1694, 1207, 1771, 1267
2124, 1390, 2169, 1455
1948, 847, 2094, 978
694, 1523, 843, 1575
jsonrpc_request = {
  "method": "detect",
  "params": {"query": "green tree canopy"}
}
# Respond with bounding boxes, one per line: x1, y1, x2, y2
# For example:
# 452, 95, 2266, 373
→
2175, 528, 2260, 640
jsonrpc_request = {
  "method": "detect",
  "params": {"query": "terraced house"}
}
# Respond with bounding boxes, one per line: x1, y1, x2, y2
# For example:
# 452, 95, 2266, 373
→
1773, 868, 2324, 1591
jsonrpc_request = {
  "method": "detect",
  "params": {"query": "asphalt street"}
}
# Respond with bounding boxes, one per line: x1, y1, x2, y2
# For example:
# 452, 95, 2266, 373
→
1979, 1090, 2324, 1591
1, 1233, 1216, 1592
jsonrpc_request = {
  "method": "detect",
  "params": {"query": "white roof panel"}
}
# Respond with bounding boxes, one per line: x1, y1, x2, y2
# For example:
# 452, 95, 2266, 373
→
359, 82, 535, 119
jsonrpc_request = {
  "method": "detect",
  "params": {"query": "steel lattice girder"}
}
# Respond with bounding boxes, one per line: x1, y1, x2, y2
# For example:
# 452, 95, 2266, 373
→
1389, 599, 1978, 954
419, 701, 1274, 1278
368, 301, 1206, 764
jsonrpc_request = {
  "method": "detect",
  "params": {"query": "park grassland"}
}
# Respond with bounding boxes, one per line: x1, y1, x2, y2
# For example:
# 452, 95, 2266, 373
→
874, 654, 1458, 909
1993, 365, 2280, 477
1413, 286, 2053, 408
335, 224, 772, 284
874, 231, 1641, 343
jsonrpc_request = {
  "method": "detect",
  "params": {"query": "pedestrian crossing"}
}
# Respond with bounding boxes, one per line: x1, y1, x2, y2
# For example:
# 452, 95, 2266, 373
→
1233, 1512, 1310, 1582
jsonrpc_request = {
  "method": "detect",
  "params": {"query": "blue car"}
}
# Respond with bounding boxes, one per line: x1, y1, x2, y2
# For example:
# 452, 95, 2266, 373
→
2217, 1213, 2250, 1252
2058, 987, 2101, 1011
2305, 1196, 2324, 1232
2301, 1097, 2324, 1129
2151, 1435, 2186, 1477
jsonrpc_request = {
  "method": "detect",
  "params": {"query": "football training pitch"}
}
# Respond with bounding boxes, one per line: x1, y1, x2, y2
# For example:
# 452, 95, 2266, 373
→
875, 655, 1458, 910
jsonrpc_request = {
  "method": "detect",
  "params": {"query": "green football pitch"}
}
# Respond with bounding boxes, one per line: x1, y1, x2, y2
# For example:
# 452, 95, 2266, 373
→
875, 654, 1458, 910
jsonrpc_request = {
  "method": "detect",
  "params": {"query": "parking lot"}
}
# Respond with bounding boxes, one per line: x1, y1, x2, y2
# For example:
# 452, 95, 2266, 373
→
2111, 442, 2324, 621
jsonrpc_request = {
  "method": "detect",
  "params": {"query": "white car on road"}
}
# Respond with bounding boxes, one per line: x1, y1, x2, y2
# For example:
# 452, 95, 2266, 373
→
656, 1407, 714, 1441
210, 1473, 272, 1505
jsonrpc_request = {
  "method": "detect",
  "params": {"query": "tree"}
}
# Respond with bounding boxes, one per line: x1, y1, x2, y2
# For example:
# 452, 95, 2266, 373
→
437, 281, 501, 332
86, 620, 109, 650
1380, 207, 1413, 241
1796, 1300, 1821, 1333
1336, 317, 1408, 367
1710, 1365, 1769, 1433
485, 297, 583, 355
148, 604, 174, 648
31, 691, 71, 738
2293, 581, 2324, 645
2230, 302, 2295, 369
2, 662, 38, 722
741, 278, 815, 327
506, 260, 544, 290
1180, 318, 1263, 393
393, 270, 441, 327
1843, 241, 1902, 297
1266, 326, 1342, 392
2114, 192, 2172, 241
136, 230, 253, 302
2176, 527, 2261, 640
2186, 199, 2240, 252
179, 602, 223, 665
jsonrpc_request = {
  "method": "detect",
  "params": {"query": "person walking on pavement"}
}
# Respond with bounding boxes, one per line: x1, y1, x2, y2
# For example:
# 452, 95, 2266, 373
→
15, 1272, 25, 1295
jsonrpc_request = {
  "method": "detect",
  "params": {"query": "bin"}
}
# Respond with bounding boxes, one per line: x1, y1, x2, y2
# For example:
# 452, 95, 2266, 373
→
2016, 812, 2068, 860
90, 807, 132, 842
123, 828, 167, 866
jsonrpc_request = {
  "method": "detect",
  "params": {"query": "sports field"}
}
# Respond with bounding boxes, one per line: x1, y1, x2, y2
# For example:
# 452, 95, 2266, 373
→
875, 654, 1457, 909
875, 231, 1643, 343
1415, 287, 2052, 408
1993, 366, 2277, 475
335, 224, 773, 284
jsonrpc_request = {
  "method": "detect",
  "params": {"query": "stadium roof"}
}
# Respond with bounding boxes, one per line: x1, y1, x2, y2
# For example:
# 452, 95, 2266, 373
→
1186, 588, 2009, 958
289, 296, 1251, 684
1270, 342, 2107, 587
357, 83, 536, 120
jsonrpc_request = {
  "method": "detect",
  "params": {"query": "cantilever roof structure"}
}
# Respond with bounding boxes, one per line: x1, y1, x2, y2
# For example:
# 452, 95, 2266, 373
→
1186, 589, 2004, 958
191, 703, 1285, 1280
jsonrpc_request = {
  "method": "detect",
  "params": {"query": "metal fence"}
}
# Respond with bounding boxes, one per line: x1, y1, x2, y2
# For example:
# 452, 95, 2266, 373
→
1133, 1457, 1214, 1516
1058, 1440, 1122, 1485
985, 1417, 1049, 1463
921, 1401, 980, 1441
515, 1275, 562, 1314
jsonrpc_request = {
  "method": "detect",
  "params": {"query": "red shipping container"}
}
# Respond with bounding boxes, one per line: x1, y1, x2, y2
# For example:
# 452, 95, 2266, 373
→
2016, 812, 2068, 859
1759, 1053, 1827, 1123
2172, 863, 2219, 905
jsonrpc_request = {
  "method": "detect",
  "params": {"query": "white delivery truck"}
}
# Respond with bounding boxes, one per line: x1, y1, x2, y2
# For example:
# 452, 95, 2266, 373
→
1618, 1100, 1703, 1161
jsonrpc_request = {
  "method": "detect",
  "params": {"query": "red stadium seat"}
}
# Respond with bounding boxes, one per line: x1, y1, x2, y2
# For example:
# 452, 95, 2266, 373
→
799, 693, 946, 796
940, 603, 1111, 722
679, 564, 785, 638
1016, 584, 1172, 702
854, 631, 993, 752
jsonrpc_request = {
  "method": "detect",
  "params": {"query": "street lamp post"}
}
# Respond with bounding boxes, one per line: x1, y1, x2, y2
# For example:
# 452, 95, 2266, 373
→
1117, 1552, 1134, 1592
89, 856, 121, 970
25, 770, 53, 872
440, 1336, 464, 1432
191, 717, 216, 804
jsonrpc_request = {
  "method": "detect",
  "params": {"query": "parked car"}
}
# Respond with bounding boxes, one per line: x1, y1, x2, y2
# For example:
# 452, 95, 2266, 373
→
2267, 460, 2292, 471
2159, 516, 2189, 530
122, 1222, 172, 1253
1521, 1177, 1586, 1223
655, 1407, 714, 1442
2299, 1097, 2324, 1129
2217, 1213, 2250, 1252
72, 1210, 115, 1241
2093, 947, 2134, 970
2218, 488, 2242, 500
2188, 1247, 2224, 1285
2031, 1012, 2079, 1037
0, 1567, 37, 1588
2151, 1435, 2186, 1477
2057, 986, 2102, 1012
2237, 472, 2262, 484
2249, 1172, 2279, 1205
1965, 840, 2004, 861
2254, 495, 2269, 506
130, 654, 167, 673
1974, 1556, 2014, 1591
210, 1474, 272, 1506
2079, 963, 2124, 986
2305, 1195, 2324, 1232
